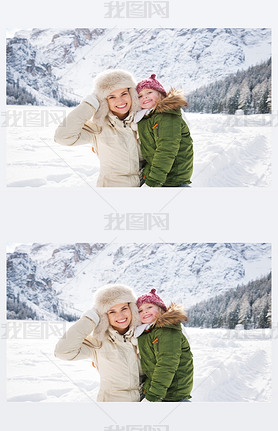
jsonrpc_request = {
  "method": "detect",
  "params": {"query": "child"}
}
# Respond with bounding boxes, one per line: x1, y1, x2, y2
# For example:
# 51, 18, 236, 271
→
135, 74, 194, 187
135, 288, 193, 402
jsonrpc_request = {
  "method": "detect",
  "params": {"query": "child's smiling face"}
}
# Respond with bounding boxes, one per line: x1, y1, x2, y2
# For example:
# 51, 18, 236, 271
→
138, 303, 160, 324
138, 88, 160, 109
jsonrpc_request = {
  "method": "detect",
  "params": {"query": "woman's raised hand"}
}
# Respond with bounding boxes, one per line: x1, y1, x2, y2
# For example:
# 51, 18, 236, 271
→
82, 94, 100, 111
82, 307, 100, 325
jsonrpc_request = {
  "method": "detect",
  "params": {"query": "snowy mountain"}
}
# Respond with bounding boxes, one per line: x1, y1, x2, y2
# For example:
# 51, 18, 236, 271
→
6, 243, 271, 320
6, 28, 271, 106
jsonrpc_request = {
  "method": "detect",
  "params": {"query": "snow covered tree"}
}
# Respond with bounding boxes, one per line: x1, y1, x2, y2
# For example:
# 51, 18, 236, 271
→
187, 273, 271, 329
186, 58, 271, 115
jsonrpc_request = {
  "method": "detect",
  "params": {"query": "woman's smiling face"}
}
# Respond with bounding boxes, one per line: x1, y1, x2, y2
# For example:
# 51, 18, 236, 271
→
138, 303, 160, 324
107, 302, 132, 334
107, 88, 132, 119
138, 88, 160, 109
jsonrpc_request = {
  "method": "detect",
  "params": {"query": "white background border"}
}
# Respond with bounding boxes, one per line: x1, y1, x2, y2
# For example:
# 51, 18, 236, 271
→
1, 1, 277, 430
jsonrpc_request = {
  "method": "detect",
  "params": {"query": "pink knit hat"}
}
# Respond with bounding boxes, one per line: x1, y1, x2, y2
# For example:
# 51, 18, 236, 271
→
136, 74, 167, 97
136, 288, 167, 311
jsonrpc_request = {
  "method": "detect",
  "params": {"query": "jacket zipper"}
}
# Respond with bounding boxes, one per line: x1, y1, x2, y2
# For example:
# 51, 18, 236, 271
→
152, 122, 159, 137
152, 337, 159, 352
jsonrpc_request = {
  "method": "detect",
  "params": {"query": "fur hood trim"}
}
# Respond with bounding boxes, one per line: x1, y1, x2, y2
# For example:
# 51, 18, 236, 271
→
92, 69, 140, 126
92, 284, 141, 341
155, 303, 188, 328
155, 88, 188, 114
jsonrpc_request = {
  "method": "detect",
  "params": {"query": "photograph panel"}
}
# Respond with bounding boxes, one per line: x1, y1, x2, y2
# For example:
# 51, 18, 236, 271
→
6, 242, 272, 403
5, 28, 272, 188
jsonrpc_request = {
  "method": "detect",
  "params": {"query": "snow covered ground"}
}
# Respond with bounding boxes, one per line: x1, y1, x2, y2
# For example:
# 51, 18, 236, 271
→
6, 107, 271, 188
6, 324, 272, 402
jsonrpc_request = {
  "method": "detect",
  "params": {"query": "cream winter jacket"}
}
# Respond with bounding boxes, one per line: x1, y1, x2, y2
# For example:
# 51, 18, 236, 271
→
54, 101, 142, 187
54, 316, 141, 402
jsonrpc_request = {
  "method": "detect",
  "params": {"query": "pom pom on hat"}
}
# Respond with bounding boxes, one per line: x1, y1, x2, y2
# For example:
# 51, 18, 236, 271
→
136, 74, 167, 97
136, 288, 167, 311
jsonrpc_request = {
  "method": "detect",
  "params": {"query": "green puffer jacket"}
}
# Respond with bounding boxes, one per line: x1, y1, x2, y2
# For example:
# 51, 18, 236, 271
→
137, 304, 193, 401
137, 89, 193, 187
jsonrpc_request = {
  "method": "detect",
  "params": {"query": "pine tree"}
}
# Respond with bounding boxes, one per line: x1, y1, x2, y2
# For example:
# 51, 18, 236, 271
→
186, 58, 271, 115
187, 273, 271, 329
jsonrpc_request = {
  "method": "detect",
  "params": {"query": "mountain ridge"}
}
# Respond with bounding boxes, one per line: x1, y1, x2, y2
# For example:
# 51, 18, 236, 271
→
6, 28, 271, 106
6, 243, 271, 320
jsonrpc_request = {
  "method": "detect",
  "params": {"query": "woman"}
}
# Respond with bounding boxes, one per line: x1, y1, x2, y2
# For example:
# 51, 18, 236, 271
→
54, 70, 144, 187
54, 284, 142, 401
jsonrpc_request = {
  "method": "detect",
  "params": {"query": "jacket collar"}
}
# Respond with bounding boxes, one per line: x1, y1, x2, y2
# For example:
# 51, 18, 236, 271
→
134, 305, 188, 336
155, 88, 187, 113
134, 108, 153, 123
155, 304, 187, 327
133, 322, 154, 338
108, 111, 134, 127
108, 326, 134, 342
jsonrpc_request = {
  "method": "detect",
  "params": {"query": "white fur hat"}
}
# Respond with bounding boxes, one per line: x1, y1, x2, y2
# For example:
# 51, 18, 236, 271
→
92, 69, 140, 126
92, 283, 140, 341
